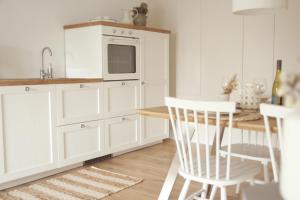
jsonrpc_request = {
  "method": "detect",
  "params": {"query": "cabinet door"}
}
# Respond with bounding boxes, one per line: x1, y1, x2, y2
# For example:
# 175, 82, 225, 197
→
104, 80, 140, 118
105, 115, 140, 154
141, 31, 170, 144
57, 83, 103, 125
58, 120, 105, 166
0, 85, 57, 183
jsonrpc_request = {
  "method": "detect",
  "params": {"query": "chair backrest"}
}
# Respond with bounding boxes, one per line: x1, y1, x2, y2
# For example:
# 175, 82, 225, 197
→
260, 103, 294, 182
165, 97, 236, 181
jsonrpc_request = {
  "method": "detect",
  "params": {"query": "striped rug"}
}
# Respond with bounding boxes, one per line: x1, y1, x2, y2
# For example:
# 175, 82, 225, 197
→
0, 166, 143, 200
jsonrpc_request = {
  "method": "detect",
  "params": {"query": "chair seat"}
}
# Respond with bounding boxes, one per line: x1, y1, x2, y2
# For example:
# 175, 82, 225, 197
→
220, 144, 280, 162
179, 156, 261, 186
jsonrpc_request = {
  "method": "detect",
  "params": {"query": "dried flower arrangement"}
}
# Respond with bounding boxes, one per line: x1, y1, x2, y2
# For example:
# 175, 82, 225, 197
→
132, 3, 148, 15
222, 74, 238, 95
278, 73, 300, 107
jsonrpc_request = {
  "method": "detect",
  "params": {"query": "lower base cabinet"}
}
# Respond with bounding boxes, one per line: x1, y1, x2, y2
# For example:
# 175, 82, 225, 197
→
141, 116, 169, 145
0, 85, 58, 184
105, 115, 140, 154
58, 120, 105, 166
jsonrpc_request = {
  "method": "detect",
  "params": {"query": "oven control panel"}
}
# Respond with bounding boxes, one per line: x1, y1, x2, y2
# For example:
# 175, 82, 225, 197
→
102, 26, 141, 38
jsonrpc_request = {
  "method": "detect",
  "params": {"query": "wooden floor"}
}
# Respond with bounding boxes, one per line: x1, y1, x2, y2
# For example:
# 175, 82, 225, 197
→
94, 139, 243, 200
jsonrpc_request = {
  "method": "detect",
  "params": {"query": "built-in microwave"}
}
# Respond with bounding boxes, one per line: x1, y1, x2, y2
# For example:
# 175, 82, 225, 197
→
102, 33, 140, 81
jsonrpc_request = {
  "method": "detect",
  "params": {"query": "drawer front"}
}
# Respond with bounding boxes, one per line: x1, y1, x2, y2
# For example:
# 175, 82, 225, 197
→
58, 120, 105, 166
105, 115, 140, 154
104, 81, 140, 118
57, 83, 103, 125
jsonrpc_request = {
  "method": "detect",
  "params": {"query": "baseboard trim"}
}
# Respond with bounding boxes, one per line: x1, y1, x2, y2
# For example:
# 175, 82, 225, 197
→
0, 163, 83, 190
113, 141, 163, 157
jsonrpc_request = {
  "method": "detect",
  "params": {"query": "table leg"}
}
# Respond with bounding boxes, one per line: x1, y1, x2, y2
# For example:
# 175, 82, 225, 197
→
158, 153, 179, 200
206, 127, 226, 197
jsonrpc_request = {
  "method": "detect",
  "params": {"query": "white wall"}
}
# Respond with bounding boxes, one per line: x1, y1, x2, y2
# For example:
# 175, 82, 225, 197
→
176, 0, 300, 100
0, 0, 177, 83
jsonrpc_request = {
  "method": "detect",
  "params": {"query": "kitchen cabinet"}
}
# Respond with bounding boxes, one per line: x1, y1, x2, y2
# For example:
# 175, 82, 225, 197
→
103, 80, 140, 118
0, 85, 57, 183
105, 115, 140, 154
57, 83, 103, 125
57, 120, 105, 166
140, 31, 170, 144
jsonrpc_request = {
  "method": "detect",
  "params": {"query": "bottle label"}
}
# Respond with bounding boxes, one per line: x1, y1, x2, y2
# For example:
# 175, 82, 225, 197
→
272, 96, 283, 105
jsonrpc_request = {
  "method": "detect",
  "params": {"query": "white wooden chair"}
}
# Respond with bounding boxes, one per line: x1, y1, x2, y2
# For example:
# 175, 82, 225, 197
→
260, 103, 294, 182
165, 97, 261, 200
221, 104, 293, 185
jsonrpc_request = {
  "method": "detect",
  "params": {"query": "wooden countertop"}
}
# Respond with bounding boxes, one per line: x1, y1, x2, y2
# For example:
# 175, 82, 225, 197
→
0, 78, 103, 86
64, 21, 171, 34
138, 106, 278, 133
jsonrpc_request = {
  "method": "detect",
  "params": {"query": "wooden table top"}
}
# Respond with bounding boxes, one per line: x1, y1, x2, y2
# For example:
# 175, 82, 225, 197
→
138, 106, 278, 133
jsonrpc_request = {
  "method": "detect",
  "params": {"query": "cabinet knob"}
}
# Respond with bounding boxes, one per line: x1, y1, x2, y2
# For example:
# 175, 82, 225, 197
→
80, 84, 84, 88
25, 87, 30, 92
121, 117, 126, 121
81, 124, 86, 128
141, 81, 146, 85
122, 82, 126, 86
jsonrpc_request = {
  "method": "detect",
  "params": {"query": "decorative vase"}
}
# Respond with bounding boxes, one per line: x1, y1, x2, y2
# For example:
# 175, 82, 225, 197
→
219, 93, 230, 101
133, 13, 147, 26
121, 9, 133, 24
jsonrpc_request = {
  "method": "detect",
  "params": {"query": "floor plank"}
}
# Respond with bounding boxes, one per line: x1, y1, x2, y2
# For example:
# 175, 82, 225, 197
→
94, 140, 242, 200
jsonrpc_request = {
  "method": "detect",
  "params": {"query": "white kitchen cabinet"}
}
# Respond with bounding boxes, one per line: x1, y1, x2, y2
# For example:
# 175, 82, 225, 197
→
104, 80, 140, 118
105, 115, 140, 154
140, 31, 170, 144
57, 83, 103, 125
0, 85, 57, 183
58, 120, 105, 166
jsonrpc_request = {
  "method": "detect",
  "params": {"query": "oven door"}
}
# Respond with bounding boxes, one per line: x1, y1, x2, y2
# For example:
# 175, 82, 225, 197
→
103, 36, 140, 81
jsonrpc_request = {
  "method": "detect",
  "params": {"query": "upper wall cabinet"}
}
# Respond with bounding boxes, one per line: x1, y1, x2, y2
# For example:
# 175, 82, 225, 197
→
56, 83, 103, 125
65, 26, 103, 78
0, 85, 57, 183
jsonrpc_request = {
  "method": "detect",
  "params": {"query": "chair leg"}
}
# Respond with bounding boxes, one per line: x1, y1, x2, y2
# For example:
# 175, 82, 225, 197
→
263, 162, 270, 183
220, 187, 227, 200
250, 178, 255, 186
201, 184, 208, 198
235, 184, 240, 194
209, 186, 218, 200
178, 179, 191, 200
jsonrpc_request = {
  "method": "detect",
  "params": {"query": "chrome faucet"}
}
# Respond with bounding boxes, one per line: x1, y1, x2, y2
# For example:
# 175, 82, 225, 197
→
41, 47, 53, 79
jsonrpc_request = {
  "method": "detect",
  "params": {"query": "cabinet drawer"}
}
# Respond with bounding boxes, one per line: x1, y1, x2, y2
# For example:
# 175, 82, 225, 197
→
105, 115, 140, 154
58, 120, 105, 166
57, 83, 103, 125
104, 81, 140, 118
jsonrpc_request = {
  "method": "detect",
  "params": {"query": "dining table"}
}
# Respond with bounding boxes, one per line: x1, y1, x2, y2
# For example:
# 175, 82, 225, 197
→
137, 106, 278, 200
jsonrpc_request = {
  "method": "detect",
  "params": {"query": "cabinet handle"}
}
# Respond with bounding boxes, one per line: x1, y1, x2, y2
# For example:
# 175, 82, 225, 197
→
121, 82, 126, 86
121, 117, 126, 121
25, 87, 30, 92
81, 124, 87, 128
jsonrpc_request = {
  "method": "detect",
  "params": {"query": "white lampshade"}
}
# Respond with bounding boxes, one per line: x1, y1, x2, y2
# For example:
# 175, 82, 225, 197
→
233, 0, 288, 15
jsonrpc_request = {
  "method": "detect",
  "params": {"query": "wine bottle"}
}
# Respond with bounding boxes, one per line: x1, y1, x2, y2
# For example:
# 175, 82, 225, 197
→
271, 60, 283, 105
